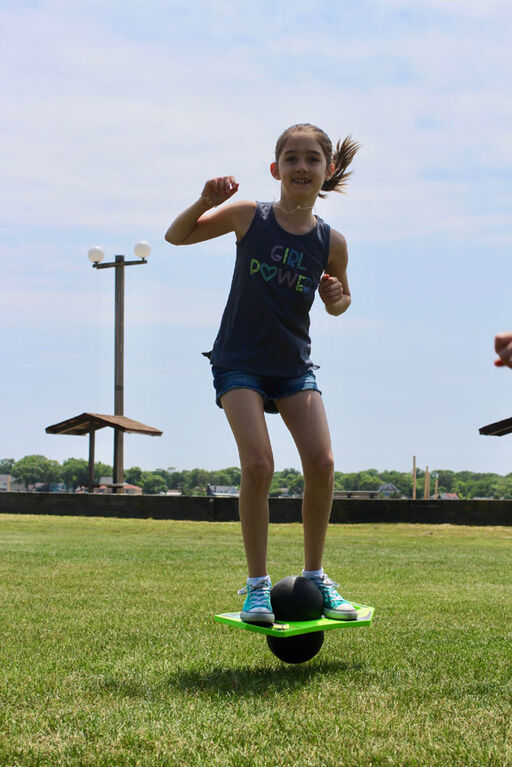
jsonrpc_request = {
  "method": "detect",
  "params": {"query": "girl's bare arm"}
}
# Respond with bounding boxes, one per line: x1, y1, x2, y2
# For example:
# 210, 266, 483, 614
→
319, 229, 351, 316
165, 176, 255, 245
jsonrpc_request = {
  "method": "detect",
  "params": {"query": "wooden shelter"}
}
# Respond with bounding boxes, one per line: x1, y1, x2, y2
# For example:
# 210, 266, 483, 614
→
479, 416, 512, 437
46, 413, 163, 493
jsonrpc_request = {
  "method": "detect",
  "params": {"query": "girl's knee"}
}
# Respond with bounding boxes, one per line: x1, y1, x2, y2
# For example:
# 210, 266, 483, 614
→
304, 451, 334, 481
241, 453, 274, 484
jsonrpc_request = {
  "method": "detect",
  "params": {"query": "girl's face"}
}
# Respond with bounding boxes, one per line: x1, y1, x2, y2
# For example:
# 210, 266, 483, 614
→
271, 132, 333, 198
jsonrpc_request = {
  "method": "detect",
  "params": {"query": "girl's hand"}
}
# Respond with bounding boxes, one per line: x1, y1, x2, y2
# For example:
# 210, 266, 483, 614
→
494, 332, 512, 368
201, 176, 239, 207
319, 273, 343, 305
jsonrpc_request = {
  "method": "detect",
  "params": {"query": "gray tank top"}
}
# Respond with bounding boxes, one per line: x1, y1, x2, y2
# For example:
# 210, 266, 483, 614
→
205, 201, 330, 377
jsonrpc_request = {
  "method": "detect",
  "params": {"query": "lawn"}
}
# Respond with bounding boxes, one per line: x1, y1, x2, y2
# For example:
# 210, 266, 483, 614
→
0, 514, 511, 766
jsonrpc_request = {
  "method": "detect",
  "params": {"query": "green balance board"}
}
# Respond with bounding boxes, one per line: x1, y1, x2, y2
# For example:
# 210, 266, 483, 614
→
214, 604, 374, 637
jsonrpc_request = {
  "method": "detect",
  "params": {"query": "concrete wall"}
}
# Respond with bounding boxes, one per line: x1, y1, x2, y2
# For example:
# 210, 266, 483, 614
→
1, 492, 512, 525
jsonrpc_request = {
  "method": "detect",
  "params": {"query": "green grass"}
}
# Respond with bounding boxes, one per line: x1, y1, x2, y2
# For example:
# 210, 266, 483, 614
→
1, 515, 512, 766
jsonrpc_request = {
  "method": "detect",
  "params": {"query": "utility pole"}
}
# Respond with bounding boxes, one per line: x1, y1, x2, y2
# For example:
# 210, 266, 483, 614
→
424, 465, 430, 500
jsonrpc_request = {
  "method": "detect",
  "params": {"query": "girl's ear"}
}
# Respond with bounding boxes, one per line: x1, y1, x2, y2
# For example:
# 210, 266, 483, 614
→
270, 162, 281, 180
325, 162, 335, 180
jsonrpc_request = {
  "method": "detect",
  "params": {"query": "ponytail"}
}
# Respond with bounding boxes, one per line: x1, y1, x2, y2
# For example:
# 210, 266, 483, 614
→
319, 135, 360, 198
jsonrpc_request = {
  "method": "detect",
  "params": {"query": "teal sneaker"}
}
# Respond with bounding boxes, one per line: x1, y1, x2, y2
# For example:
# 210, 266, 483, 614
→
238, 577, 275, 624
306, 573, 357, 620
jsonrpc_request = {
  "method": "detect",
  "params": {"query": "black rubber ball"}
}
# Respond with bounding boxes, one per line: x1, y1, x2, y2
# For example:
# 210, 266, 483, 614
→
266, 631, 324, 664
270, 576, 323, 622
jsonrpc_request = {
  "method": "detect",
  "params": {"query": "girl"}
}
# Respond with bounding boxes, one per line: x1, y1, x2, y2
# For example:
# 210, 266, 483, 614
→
165, 123, 360, 624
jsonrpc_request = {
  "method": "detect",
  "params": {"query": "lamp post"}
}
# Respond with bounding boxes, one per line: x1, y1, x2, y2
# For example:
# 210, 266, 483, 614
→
87, 241, 151, 493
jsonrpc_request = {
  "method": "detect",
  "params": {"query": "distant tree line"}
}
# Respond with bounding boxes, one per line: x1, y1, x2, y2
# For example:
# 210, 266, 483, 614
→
2, 456, 512, 499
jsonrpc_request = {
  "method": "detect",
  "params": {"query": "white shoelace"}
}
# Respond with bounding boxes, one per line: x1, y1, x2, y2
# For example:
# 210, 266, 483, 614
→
238, 581, 271, 608
310, 575, 346, 605
310, 574, 339, 589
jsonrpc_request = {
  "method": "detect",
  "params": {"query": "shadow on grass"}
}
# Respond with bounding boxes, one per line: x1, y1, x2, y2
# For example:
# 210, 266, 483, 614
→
95, 659, 364, 701
172, 659, 363, 697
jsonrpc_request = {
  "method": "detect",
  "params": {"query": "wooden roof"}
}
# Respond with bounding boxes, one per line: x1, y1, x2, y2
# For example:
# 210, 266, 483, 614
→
45, 413, 163, 437
479, 416, 512, 437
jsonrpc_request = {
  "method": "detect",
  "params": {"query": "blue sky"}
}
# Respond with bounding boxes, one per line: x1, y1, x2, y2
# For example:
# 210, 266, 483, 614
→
2, 0, 512, 474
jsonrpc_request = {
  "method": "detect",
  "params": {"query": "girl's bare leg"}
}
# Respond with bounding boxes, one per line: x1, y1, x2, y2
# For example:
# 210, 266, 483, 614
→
277, 390, 334, 571
220, 388, 274, 578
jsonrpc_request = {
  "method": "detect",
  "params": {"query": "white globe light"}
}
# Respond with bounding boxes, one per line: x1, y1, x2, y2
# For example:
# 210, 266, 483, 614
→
88, 246, 105, 264
134, 240, 151, 259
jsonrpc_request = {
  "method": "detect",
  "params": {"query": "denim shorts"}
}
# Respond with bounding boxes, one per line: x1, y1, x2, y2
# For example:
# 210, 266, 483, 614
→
211, 366, 321, 414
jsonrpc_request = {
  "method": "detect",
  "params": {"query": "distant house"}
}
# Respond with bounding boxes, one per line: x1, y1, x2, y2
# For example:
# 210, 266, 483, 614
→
333, 483, 403, 500
0, 474, 25, 492
378, 482, 403, 498
333, 489, 381, 500
166, 489, 182, 496
207, 485, 239, 497
438, 492, 460, 500
95, 478, 142, 495
125, 484, 143, 495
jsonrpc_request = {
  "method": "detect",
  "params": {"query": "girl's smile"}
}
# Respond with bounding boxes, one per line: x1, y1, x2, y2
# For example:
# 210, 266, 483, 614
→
271, 133, 333, 202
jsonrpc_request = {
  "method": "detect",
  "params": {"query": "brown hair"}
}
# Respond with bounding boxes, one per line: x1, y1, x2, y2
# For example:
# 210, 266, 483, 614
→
274, 123, 360, 198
